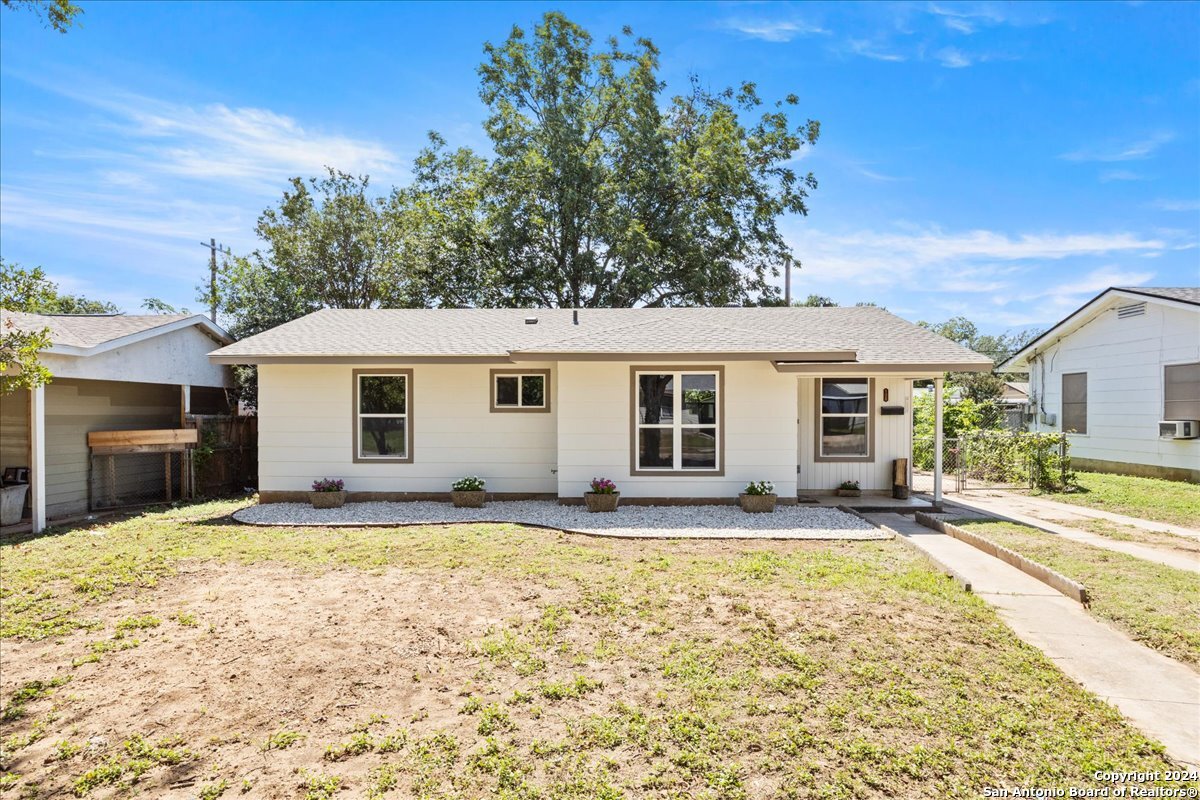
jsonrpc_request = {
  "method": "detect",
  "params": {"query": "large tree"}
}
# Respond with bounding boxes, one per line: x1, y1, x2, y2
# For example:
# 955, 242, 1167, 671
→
1, 0, 82, 32
919, 315, 1041, 401
457, 13, 819, 308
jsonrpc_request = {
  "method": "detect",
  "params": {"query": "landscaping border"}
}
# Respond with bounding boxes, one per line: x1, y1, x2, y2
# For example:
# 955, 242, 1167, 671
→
914, 511, 1089, 605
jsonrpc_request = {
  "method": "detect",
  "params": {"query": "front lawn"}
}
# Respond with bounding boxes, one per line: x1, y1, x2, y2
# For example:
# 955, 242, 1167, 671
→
1035, 472, 1200, 528
0, 499, 1186, 799
952, 519, 1200, 668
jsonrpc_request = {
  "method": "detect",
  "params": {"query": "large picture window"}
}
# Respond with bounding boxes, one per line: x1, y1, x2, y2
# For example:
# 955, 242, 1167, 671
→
490, 370, 550, 412
353, 370, 412, 462
817, 378, 873, 460
632, 368, 722, 474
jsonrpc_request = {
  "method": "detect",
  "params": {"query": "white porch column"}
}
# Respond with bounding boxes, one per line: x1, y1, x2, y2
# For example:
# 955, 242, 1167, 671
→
30, 385, 47, 533
933, 377, 944, 507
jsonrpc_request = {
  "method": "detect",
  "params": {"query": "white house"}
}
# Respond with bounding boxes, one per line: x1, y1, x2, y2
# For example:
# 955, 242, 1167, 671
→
1000, 287, 1200, 483
1, 311, 233, 531
209, 307, 989, 505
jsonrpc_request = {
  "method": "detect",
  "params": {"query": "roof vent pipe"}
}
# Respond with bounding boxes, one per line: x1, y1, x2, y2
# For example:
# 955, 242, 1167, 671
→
524, 316, 538, 325
573, 308, 579, 325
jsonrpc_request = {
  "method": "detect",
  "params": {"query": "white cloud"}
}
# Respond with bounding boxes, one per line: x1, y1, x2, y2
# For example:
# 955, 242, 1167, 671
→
935, 47, 972, 68
1060, 132, 1175, 163
1099, 169, 1148, 182
718, 17, 828, 43
1151, 198, 1200, 212
844, 39, 907, 62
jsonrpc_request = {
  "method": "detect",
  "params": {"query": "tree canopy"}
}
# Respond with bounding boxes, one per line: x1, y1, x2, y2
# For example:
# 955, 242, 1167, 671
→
919, 315, 1041, 401
216, 11, 820, 341
1, 0, 82, 32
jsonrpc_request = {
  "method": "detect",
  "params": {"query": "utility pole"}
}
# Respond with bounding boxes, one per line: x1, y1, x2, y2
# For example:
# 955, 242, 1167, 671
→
784, 259, 792, 306
199, 238, 232, 323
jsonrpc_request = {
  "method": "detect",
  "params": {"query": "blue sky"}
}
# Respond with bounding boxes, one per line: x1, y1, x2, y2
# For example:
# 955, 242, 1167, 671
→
1, 1, 1197, 333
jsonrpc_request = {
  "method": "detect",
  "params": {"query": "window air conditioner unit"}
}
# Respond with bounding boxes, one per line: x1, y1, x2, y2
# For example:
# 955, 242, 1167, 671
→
1159, 420, 1199, 440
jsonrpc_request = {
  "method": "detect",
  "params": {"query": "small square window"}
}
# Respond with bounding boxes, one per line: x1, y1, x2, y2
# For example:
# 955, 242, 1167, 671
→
491, 371, 549, 412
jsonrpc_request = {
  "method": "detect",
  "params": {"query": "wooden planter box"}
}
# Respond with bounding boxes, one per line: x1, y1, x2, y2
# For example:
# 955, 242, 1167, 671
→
583, 492, 620, 513
309, 490, 347, 509
451, 490, 486, 509
738, 493, 777, 513
836, 488, 862, 498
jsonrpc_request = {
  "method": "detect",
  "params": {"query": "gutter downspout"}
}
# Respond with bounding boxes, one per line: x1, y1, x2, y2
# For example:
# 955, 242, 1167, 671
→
933, 377, 944, 510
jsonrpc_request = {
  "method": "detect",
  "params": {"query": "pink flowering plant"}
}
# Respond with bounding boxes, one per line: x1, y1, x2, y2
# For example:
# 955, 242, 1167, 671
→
589, 477, 617, 494
312, 478, 345, 493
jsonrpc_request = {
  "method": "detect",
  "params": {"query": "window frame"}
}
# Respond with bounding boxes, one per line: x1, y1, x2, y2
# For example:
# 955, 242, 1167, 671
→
814, 377, 875, 463
352, 369, 414, 463
1061, 371, 1088, 435
629, 366, 724, 476
1163, 361, 1200, 421
489, 369, 551, 413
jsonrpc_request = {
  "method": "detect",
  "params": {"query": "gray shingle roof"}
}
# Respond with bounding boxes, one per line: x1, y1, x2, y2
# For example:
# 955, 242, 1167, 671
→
210, 307, 991, 366
1116, 287, 1200, 306
0, 310, 225, 350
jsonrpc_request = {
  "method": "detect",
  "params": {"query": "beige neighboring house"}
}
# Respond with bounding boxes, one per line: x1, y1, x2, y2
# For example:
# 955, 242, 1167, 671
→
209, 307, 990, 505
1, 311, 233, 531
1000, 287, 1200, 482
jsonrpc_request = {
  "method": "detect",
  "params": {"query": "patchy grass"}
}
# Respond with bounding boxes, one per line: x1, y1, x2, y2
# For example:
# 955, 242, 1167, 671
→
1035, 472, 1200, 528
0, 498, 1192, 798
1056, 516, 1200, 555
953, 519, 1200, 667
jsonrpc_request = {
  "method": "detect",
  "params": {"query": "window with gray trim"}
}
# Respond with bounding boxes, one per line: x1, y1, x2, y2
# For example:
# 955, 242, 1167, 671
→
492, 372, 547, 410
1062, 372, 1087, 434
634, 370, 720, 471
357, 373, 409, 459
819, 378, 871, 458
1164, 362, 1200, 420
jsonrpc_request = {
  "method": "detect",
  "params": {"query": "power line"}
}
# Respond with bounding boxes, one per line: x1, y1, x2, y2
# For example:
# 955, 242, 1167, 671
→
199, 238, 232, 323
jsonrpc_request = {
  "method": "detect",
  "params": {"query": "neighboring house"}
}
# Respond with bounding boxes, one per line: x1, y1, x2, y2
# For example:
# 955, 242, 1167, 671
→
0, 311, 234, 530
1000, 287, 1200, 483
209, 307, 990, 504
999, 381, 1030, 431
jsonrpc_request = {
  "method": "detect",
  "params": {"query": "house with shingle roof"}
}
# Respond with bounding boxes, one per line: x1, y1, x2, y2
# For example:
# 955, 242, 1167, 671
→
210, 306, 990, 505
1000, 287, 1200, 482
1, 311, 233, 531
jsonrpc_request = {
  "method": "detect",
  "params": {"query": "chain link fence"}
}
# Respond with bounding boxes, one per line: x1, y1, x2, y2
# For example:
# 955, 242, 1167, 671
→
89, 451, 188, 510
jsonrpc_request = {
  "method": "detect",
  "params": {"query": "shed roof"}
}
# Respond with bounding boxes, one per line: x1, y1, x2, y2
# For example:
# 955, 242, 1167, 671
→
1, 310, 232, 355
209, 306, 991, 371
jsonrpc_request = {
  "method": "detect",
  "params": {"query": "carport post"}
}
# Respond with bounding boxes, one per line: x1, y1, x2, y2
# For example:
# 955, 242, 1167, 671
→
30, 385, 47, 533
933, 377, 944, 507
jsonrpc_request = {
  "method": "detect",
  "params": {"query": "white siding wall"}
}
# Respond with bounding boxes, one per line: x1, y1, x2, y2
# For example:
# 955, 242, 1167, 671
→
1029, 300, 1200, 473
796, 376, 912, 492
257, 363, 557, 494
556, 360, 798, 499
44, 379, 179, 518
41, 326, 231, 388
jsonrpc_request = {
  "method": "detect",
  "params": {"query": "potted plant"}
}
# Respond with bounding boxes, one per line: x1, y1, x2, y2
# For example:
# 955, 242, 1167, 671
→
309, 478, 347, 508
836, 480, 861, 498
451, 476, 486, 508
738, 480, 777, 513
584, 477, 620, 512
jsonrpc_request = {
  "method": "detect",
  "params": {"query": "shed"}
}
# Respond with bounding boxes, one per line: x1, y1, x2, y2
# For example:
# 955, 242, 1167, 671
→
1, 311, 234, 531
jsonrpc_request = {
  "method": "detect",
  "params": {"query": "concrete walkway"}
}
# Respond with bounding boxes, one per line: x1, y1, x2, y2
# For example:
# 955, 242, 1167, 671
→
871, 512, 1200, 769
941, 493, 1200, 574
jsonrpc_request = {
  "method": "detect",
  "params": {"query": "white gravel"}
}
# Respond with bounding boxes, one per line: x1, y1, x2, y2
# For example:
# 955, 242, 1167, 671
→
232, 500, 888, 540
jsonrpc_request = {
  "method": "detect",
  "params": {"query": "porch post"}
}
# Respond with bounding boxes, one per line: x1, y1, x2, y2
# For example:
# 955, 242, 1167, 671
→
933, 377, 944, 507
30, 385, 47, 533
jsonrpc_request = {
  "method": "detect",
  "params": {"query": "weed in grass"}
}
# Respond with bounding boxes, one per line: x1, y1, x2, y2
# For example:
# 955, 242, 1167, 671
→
366, 763, 398, 798
3, 715, 53, 752
71, 636, 141, 667
71, 761, 124, 797
114, 615, 160, 634
260, 728, 304, 751
460, 696, 483, 715
299, 769, 341, 800
536, 674, 603, 701
54, 740, 81, 760
478, 628, 546, 676
469, 738, 535, 792
476, 704, 514, 736
1, 677, 70, 722
324, 731, 374, 761
171, 610, 199, 627
198, 778, 229, 799
376, 730, 407, 753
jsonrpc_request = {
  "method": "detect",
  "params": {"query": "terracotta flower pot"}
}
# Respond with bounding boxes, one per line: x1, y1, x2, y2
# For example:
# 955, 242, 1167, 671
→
836, 488, 862, 498
584, 492, 620, 513
738, 493, 777, 513
451, 490, 486, 508
309, 490, 347, 509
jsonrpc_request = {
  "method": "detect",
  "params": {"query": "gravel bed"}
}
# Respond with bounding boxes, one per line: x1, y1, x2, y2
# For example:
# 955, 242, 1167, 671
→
232, 500, 888, 540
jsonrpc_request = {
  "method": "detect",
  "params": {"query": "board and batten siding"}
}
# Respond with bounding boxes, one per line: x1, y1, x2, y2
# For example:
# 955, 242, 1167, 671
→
1029, 299, 1200, 479
796, 376, 912, 493
257, 363, 557, 494
555, 360, 799, 499
44, 379, 179, 519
